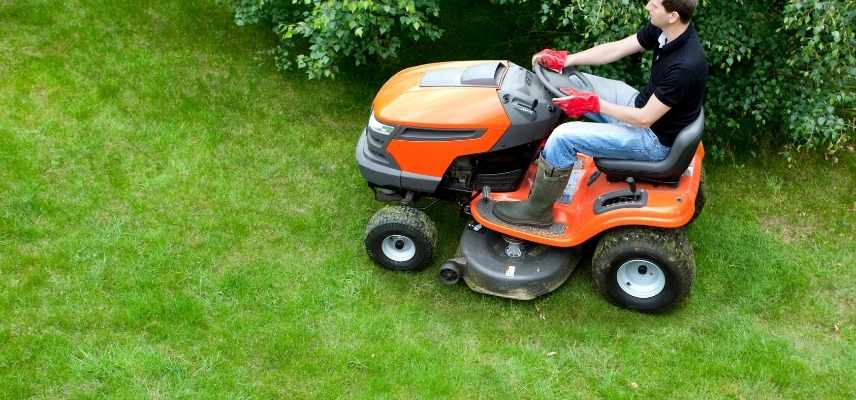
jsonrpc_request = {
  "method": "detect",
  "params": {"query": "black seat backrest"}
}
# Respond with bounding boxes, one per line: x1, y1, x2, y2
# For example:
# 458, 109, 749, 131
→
594, 109, 704, 184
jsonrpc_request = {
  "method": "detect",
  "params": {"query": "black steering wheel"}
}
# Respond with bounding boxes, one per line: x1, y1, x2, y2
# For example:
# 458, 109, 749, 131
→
533, 61, 594, 98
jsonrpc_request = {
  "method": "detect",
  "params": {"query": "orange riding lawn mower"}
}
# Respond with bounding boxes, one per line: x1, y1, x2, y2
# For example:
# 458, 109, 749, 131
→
356, 60, 705, 312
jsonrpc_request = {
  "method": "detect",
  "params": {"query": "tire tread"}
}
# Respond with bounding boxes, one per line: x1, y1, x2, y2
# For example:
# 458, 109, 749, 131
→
592, 227, 695, 312
364, 205, 438, 270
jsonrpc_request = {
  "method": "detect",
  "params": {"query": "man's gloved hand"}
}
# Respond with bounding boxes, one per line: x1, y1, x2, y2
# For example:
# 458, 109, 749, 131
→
552, 88, 600, 118
532, 49, 568, 73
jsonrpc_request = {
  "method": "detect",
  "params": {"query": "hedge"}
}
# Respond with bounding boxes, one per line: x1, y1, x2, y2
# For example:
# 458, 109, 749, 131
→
226, 0, 855, 155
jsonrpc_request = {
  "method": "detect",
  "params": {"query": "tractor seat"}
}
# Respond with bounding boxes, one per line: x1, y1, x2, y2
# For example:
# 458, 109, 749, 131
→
595, 109, 704, 185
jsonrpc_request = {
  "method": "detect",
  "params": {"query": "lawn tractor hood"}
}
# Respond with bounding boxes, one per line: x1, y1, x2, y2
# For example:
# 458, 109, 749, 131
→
357, 60, 560, 194
371, 61, 512, 131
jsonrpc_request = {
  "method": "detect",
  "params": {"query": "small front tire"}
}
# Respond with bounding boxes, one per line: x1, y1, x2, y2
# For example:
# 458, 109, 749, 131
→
592, 227, 695, 313
438, 261, 462, 285
365, 205, 438, 271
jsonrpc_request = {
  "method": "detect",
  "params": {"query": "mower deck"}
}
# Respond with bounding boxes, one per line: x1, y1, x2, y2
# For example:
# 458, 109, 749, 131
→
453, 227, 580, 300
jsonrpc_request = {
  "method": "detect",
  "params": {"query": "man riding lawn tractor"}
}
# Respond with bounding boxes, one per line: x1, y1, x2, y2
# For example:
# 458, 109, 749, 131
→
496, 0, 707, 228
357, 0, 709, 312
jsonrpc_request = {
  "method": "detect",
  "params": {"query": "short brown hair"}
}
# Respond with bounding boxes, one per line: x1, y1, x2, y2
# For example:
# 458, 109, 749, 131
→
662, 0, 697, 23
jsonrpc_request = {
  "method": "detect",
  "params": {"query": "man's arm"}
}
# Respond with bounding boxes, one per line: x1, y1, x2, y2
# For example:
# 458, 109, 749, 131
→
566, 34, 644, 66
599, 94, 671, 129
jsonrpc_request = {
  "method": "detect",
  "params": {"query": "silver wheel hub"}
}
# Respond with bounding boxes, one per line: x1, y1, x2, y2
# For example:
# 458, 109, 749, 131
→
381, 235, 416, 262
616, 259, 666, 299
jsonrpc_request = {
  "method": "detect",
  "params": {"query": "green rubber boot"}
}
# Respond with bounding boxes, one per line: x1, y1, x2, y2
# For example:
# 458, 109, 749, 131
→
494, 156, 572, 228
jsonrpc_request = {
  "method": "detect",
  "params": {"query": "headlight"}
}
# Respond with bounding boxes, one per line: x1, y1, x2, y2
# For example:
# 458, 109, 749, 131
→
368, 112, 395, 135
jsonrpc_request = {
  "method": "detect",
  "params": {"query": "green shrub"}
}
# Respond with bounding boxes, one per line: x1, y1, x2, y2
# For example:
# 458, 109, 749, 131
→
227, 0, 855, 154
779, 0, 855, 153
226, 0, 442, 79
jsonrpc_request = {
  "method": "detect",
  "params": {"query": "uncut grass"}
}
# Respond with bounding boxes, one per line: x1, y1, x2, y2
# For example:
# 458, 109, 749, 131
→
1, 0, 854, 398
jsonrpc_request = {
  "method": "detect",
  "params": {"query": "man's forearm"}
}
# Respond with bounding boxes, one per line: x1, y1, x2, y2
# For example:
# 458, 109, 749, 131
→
599, 101, 656, 128
567, 41, 630, 66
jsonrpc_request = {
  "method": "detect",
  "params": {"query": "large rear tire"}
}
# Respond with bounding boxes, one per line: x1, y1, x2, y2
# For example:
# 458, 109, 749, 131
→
592, 228, 695, 313
365, 205, 438, 271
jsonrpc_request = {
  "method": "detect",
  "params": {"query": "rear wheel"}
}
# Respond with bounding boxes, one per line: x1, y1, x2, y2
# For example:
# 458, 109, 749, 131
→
365, 205, 438, 271
592, 228, 695, 313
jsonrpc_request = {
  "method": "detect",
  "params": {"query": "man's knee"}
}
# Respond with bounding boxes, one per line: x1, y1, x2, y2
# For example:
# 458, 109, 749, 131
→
544, 124, 586, 157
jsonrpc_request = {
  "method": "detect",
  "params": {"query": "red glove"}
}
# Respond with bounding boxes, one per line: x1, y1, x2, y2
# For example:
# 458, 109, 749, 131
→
533, 49, 568, 73
552, 88, 600, 118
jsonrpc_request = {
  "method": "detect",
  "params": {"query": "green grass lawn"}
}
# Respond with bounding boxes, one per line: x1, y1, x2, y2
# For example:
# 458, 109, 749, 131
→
1, 1, 854, 398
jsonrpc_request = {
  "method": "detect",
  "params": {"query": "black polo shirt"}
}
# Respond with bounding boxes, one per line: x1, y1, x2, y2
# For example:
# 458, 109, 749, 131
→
635, 23, 707, 147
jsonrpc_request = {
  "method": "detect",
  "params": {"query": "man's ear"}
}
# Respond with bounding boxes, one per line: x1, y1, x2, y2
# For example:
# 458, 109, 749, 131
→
668, 11, 680, 24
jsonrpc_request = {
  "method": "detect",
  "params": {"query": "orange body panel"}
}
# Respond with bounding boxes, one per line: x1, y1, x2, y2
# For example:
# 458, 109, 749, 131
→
373, 61, 511, 178
471, 144, 706, 247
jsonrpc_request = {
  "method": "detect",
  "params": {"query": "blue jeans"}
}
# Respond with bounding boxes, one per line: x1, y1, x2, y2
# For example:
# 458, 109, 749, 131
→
542, 73, 671, 169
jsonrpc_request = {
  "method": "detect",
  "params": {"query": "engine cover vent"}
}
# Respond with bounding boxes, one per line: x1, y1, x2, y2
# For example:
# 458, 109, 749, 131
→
398, 128, 483, 141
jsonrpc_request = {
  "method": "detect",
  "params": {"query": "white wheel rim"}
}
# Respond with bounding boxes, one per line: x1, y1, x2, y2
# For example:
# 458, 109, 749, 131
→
616, 259, 666, 299
381, 235, 416, 262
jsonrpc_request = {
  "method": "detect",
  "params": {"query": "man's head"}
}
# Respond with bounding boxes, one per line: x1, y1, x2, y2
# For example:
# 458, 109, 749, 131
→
646, 0, 696, 27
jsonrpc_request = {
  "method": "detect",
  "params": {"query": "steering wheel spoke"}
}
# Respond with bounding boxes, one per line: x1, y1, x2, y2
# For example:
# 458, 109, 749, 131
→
533, 63, 594, 97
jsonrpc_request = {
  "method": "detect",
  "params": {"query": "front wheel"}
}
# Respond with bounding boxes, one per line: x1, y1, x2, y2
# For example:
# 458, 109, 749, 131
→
364, 205, 438, 271
592, 228, 695, 313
